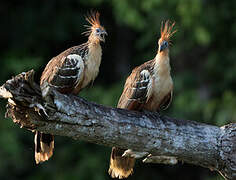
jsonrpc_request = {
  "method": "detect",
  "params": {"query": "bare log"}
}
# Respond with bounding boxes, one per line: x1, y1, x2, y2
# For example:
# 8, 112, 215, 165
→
0, 70, 235, 180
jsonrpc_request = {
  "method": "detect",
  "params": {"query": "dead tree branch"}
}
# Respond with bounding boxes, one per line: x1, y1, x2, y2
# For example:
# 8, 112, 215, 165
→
0, 70, 235, 180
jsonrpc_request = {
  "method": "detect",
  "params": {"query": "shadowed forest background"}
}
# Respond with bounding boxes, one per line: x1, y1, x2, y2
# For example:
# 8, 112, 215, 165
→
0, 0, 235, 180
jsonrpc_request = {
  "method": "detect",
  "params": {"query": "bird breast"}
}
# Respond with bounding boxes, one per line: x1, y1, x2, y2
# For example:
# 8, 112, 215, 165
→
82, 44, 102, 88
145, 57, 173, 111
152, 72, 173, 104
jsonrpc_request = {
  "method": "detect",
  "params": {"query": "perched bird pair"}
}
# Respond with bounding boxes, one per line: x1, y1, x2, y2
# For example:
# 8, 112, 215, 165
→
37, 11, 176, 179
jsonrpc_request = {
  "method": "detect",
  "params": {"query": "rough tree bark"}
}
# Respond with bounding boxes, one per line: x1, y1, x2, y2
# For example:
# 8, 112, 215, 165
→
0, 70, 235, 180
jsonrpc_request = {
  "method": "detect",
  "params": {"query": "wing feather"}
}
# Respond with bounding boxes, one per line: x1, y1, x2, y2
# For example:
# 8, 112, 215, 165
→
40, 53, 85, 96
118, 66, 153, 111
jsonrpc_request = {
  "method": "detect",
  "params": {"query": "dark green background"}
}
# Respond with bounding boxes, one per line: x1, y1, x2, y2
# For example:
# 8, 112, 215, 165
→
0, 0, 235, 179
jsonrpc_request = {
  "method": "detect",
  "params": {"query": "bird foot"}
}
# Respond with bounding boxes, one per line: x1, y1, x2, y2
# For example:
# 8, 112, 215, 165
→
143, 154, 178, 165
122, 149, 149, 159
30, 103, 49, 117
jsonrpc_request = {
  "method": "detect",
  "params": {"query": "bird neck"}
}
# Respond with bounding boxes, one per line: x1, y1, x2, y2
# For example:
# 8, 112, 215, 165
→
88, 34, 100, 45
87, 42, 102, 59
81, 40, 102, 88
154, 50, 171, 75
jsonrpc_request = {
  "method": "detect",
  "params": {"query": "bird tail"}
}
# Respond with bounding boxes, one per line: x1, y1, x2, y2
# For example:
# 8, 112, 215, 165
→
34, 131, 54, 164
108, 147, 135, 179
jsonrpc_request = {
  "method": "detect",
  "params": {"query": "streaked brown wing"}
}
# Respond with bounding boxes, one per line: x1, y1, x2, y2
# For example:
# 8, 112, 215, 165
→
40, 44, 89, 94
117, 68, 152, 111
40, 53, 84, 95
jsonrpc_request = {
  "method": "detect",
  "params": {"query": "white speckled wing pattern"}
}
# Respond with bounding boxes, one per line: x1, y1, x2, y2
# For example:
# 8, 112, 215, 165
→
128, 69, 152, 103
41, 53, 85, 96
117, 60, 155, 110
50, 54, 84, 91
40, 44, 89, 95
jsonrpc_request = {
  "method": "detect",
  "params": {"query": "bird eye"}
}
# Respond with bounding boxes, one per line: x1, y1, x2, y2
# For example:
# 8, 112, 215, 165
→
96, 28, 100, 33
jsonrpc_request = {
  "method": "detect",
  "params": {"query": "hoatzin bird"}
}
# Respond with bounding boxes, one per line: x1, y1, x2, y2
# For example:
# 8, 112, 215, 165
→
35, 11, 107, 164
108, 21, 176, 179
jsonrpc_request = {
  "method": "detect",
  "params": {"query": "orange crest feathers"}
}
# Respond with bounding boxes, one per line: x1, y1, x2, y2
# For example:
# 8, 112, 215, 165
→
160, 20, 177, 42
82, 11, 102, 36
85, 11, 101, 27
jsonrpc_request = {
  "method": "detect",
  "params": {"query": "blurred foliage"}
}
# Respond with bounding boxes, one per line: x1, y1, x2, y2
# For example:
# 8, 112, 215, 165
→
0, 0, 235, 179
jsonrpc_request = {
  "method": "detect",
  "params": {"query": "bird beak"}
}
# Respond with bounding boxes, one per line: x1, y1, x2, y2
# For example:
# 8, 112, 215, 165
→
160, 41, 168, 52
100, 30, 108, 42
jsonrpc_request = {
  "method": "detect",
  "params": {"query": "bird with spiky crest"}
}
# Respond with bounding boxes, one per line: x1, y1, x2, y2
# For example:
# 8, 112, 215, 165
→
35, 11, 107, 164
108, 20, 176, 179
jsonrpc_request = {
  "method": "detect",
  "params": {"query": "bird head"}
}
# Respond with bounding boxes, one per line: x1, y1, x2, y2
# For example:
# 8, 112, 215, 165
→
158, 20, 176, 54
84, 11, 107, 44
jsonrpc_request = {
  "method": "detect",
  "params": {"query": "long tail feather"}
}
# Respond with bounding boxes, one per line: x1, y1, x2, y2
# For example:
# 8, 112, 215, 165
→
108, 147, 135, 179
34, 131, 54, 164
